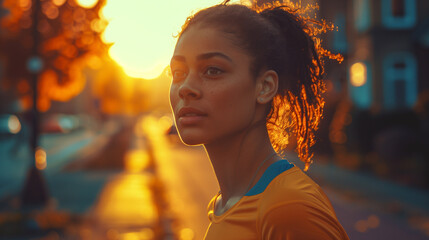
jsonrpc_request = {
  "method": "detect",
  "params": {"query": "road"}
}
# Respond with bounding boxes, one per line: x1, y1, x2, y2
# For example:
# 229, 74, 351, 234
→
0, 117, 123, 214
0, 128, 105, 198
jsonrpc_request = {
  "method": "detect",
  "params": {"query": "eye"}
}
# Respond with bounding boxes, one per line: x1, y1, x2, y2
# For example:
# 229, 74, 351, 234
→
204, 67, 223, 76
172, 69, 187, 80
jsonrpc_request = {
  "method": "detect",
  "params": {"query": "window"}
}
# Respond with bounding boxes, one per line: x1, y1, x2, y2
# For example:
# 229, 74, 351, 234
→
381, 0, 416, 29
383, 52, 417, 109
353, 0, 371, 32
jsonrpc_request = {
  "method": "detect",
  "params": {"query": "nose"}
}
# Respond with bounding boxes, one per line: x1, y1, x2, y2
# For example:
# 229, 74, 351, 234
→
178, 74, 201, 100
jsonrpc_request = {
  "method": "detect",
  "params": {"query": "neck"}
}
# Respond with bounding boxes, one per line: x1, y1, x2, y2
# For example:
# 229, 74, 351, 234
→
204, 123, 277, 202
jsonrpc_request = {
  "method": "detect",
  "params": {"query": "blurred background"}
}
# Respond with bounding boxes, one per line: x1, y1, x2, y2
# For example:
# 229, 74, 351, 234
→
0, 0, 428, 239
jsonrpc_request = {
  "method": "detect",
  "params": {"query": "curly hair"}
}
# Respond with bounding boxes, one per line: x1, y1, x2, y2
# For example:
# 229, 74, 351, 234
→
177, 1, 342, 171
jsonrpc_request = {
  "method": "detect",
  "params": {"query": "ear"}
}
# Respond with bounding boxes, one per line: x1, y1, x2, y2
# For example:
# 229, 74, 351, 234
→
256, 70, 278, 104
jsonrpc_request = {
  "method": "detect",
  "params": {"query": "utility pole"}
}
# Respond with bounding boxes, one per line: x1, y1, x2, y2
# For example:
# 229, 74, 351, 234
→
21, 0, 49, 207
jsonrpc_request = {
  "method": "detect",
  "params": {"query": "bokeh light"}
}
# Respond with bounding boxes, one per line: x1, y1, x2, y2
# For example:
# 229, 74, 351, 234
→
367, 214, 380, 228
7, 115, 21, 134
52, 0, 67, 7
35, 147, 47, 170
350, 62, 367, 87
76, 0, 98, 9
100, 0, 250, 79
355, 219, 368, 233
19, 0, 31, 9
354, 214, 381, 233
42, 1, 59, 19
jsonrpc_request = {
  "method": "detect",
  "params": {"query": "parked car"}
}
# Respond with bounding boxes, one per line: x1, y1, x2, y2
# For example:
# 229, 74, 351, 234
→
40, 114, 81, 133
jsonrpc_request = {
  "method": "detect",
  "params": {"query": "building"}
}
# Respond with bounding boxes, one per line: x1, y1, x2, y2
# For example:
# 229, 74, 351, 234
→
319, 0, 429, 110
319, 0, 429, 188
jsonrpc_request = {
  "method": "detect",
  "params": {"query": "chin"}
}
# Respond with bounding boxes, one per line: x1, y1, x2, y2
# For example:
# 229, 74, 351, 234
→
178, 135, 204, 146
177, 131, 206, 146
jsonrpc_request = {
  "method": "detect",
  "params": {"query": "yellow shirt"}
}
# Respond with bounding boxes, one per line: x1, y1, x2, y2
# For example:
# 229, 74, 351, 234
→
205, 161, 349, 240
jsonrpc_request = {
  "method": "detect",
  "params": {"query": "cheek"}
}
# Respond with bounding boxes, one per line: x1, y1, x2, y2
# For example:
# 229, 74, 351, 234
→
169, 84, 179, 108
209, 83, 255, 116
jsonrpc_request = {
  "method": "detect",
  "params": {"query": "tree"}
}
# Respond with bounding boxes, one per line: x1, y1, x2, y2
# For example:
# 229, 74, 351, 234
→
0, 0, 107, 112
0, 0, 107, 206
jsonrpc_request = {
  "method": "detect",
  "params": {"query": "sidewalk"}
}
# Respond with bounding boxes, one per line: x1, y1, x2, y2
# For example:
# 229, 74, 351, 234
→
288, 156, 429, 216
0, 118, 120, 199
79, 117, 173, 240
0, 116, 174, 239
288, 155, 429, 239
310, 161, 429, 215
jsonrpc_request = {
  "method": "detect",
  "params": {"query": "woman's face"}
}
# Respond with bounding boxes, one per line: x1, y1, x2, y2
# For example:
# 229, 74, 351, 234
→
169, 26, 260, 145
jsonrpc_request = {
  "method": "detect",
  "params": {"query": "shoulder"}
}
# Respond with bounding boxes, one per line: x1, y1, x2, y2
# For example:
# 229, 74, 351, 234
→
257, 167, 349, 239
258, 201, 349, 240
259, 166, 331, 210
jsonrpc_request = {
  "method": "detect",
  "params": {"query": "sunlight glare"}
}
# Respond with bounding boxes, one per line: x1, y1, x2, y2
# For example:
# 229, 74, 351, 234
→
76, 0, 98, 8
180, 228, 195, 240
101, 0, 249, 79
124, 150, 150, 173
94, 174, 158, 225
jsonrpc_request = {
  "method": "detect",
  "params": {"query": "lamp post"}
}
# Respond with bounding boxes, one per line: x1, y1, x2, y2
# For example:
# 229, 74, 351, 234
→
20, 0, 49, 207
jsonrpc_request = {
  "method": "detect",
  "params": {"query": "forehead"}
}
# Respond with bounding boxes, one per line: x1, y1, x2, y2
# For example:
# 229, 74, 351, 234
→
173, 25, 248, 61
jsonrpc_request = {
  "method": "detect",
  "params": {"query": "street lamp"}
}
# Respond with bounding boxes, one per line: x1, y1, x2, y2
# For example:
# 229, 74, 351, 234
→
20, 0, 49, 207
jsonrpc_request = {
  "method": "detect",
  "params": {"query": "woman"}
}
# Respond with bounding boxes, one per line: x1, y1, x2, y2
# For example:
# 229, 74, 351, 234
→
169, 1, 349, 239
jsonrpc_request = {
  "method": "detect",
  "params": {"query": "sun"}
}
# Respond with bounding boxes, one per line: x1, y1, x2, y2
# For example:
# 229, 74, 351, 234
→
100, 0, 250, 79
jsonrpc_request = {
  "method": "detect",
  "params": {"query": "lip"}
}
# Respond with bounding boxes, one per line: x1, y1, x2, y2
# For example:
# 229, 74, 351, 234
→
177, 107, 207, 125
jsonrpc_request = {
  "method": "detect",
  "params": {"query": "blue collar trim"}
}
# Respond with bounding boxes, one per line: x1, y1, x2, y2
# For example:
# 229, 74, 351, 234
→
245, 160, 294, 196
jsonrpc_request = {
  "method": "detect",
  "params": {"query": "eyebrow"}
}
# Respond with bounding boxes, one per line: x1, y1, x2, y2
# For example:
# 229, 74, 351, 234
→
197, 52, 233, 62
171, 52, 233, 63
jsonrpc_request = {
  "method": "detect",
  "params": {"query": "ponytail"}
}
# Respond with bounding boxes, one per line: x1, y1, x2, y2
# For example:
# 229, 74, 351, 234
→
257, 3, 343, 170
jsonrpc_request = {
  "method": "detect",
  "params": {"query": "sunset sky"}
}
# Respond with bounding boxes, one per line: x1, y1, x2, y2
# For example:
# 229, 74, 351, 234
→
99, 0, 250, 79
